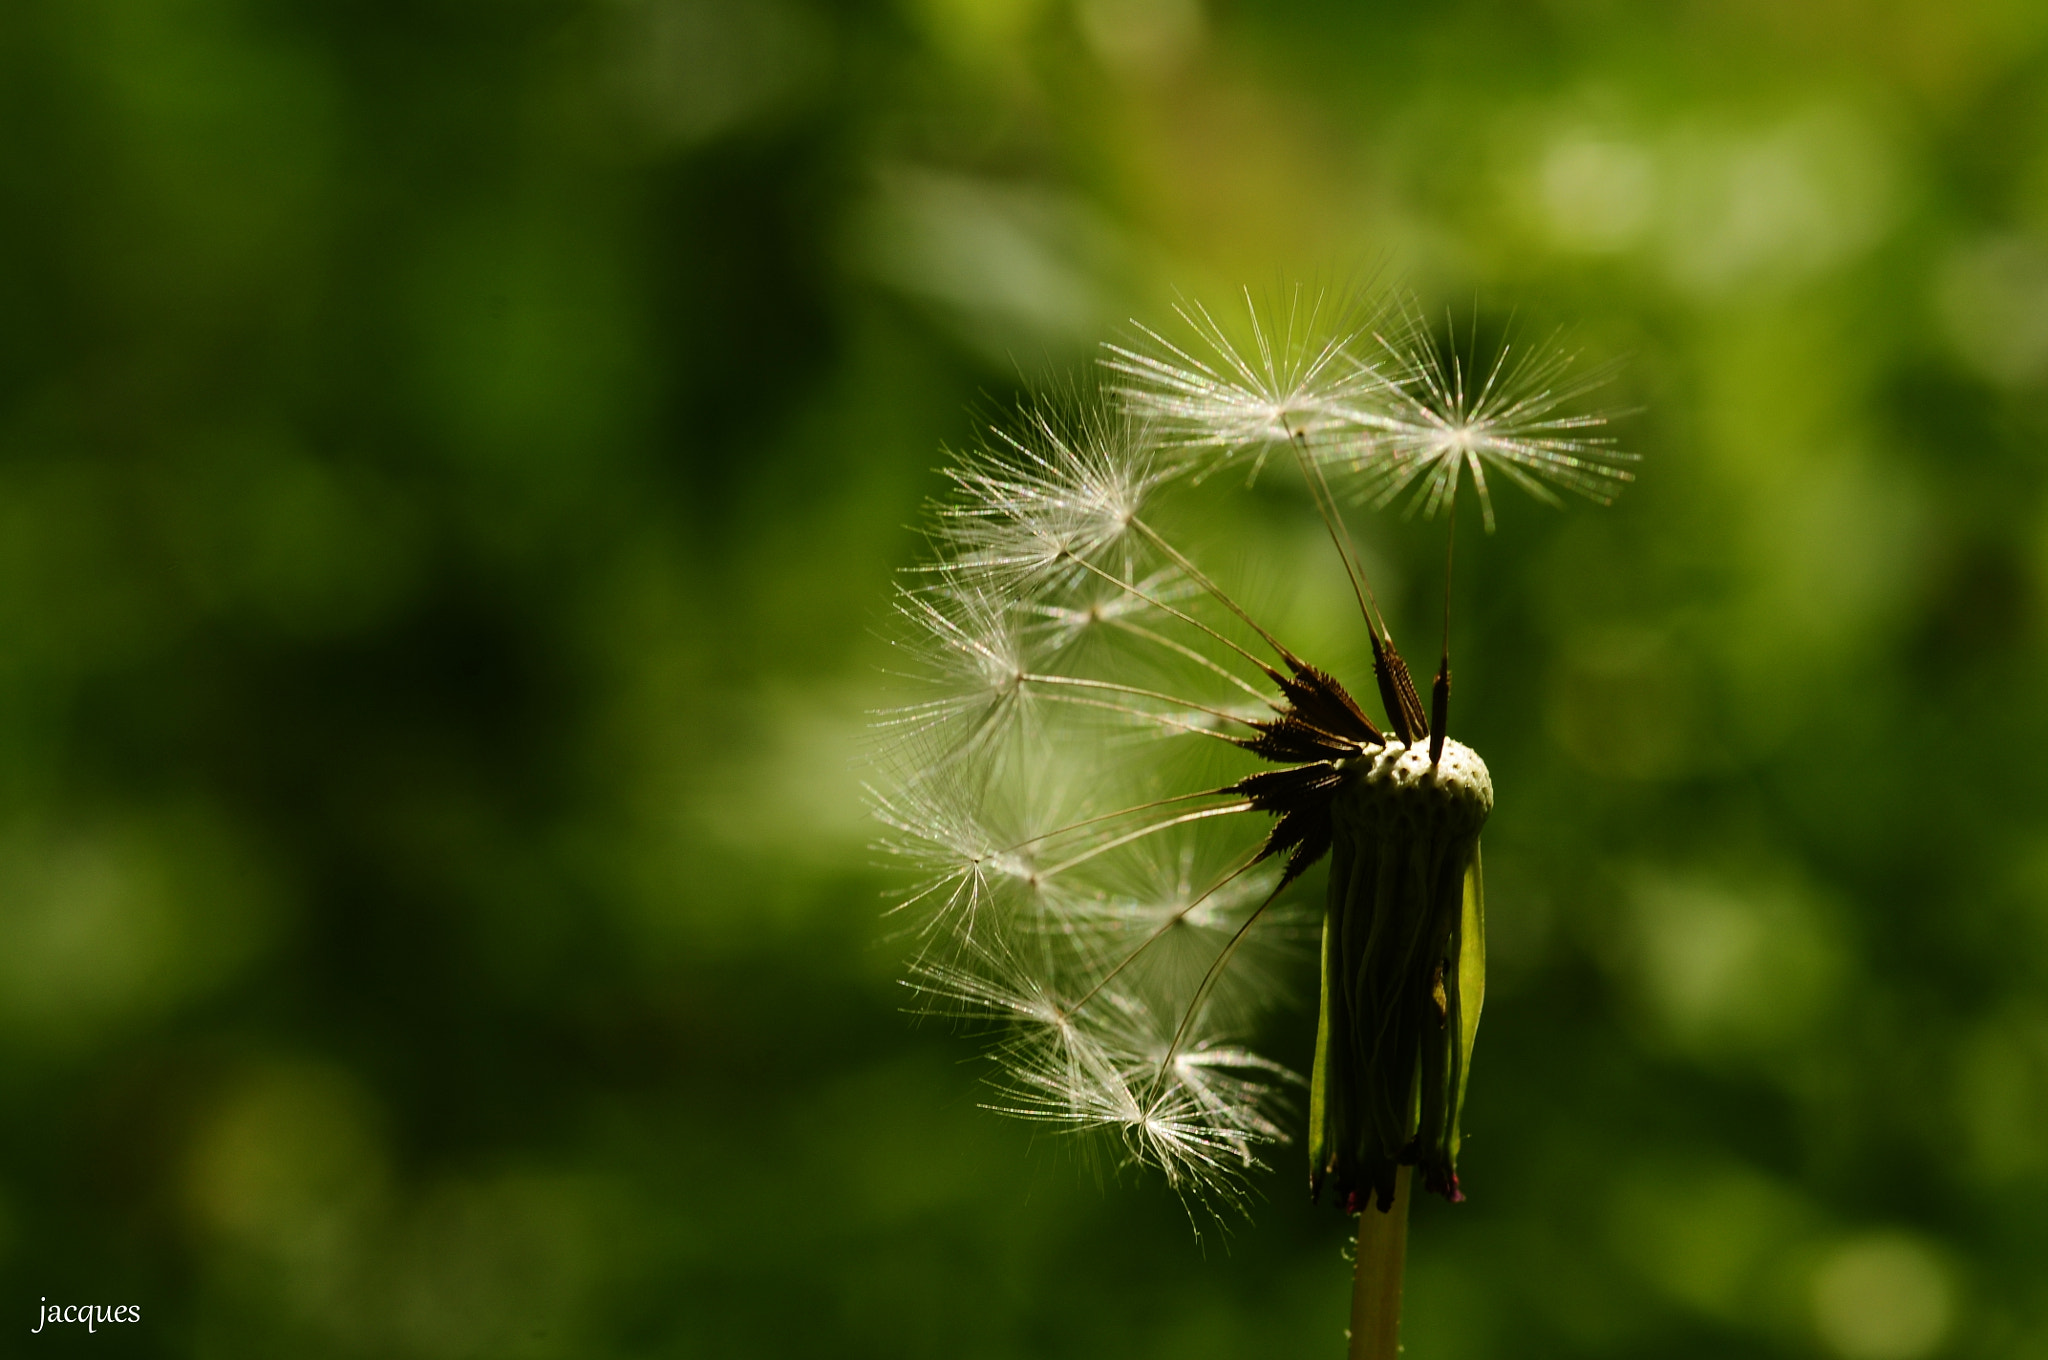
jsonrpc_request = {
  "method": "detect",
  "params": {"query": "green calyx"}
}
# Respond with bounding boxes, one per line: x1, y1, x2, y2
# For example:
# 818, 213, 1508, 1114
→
1310, 740, 1492, 1214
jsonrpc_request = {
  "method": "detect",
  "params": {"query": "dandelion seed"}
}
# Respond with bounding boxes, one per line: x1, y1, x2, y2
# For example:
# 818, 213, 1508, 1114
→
926, 402, 1165, 597
1325, 304, 1638, 532
869, 769, 1079, 958
1017, 566, 1199, 652
875, 587, 1039, 764
1104, 286, 1392, 480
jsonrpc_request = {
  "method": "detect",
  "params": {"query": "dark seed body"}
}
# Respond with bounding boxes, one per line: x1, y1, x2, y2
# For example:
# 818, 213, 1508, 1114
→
1310, 740, 1491, 1214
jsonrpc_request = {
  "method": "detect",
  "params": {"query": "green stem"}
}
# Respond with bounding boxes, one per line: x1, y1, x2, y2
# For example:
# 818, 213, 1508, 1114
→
1348, 1166, 1411, 1360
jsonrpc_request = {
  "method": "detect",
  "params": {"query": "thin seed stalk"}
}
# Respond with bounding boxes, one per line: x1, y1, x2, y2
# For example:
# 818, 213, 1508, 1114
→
1348, 1167, 1411, 1360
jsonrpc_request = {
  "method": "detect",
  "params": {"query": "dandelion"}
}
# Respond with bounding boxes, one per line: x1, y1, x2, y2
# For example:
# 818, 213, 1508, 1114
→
872, 288, 1629, 1358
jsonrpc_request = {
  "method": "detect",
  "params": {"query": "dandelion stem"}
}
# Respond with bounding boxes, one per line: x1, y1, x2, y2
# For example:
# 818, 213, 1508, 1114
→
1348, 1168, 1411, 1360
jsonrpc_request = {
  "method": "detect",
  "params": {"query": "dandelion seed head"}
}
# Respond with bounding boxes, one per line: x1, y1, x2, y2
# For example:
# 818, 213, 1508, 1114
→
1335, 737, 1494, 826
875, 287, 1635, 1217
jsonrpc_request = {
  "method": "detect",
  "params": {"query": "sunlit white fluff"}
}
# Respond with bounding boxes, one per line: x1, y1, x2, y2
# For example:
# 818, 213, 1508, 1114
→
986, 986, 1301, 1198
1322, 307, 1636, 531
1102, 287, 1393, 481
904, 928, 1293, 1198
1103, 289, 1630, 532
873, 587, 1042, 771
873, 398, 1304, 1213
1016, 565, 1197, 652
927, 404, 1165, 598
870, 773, 1067, 955
1053, 842, 1299, 1024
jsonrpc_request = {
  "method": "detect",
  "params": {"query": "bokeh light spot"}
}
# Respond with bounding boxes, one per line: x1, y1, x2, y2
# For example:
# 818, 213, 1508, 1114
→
1811, 1234, 1954, 1360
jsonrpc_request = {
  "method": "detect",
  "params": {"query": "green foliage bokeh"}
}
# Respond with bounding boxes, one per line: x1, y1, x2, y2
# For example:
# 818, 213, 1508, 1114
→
5, 1, 2048, 1356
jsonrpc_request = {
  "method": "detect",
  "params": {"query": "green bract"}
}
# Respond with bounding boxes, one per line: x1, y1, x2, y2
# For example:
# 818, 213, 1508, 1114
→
1312, 740, 1491, 1213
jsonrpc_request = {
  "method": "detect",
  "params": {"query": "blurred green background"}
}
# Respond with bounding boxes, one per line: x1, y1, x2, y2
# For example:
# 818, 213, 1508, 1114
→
3, 0, 2047, 1356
